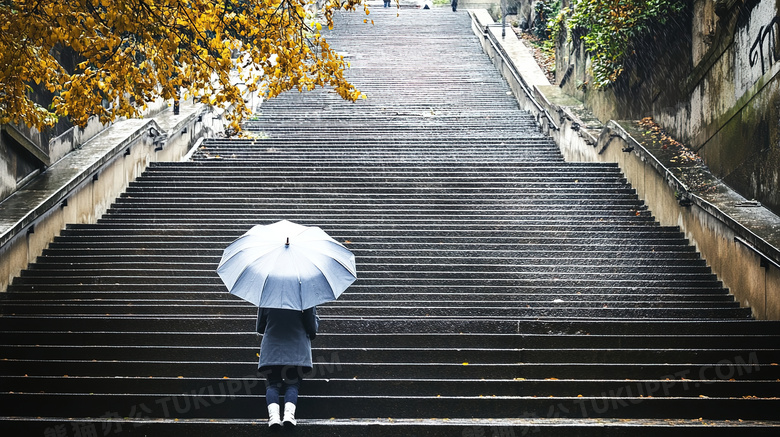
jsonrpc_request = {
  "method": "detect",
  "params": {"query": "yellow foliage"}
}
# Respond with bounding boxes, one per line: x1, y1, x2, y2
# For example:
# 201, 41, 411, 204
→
0, 0, 368, 130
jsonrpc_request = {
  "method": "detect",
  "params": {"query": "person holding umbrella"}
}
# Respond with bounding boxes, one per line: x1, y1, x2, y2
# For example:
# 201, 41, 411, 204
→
217, 220, 357, 429
257, 306, 319, 429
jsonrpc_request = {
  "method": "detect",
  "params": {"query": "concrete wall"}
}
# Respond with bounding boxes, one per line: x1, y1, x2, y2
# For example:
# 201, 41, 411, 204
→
471, 9, 780, 320
554, 0, 780, 217
0, 105, 225, 292
1, 97, 170, 204
596, 123, 780, 320
658, 0, 780, 215
503, 0, 542, 29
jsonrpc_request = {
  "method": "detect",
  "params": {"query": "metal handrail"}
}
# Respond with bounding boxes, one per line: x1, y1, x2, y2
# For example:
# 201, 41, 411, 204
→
473, 14, 557, 130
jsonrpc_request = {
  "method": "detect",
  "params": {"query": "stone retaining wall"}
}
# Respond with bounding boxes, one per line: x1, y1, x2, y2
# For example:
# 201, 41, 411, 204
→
0, 103, 226, 292
554, 0, 780, 217
471, 8, 780, 320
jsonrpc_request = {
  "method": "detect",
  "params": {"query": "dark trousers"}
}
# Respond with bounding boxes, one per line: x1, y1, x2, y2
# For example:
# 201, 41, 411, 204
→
261, 365, 307, 406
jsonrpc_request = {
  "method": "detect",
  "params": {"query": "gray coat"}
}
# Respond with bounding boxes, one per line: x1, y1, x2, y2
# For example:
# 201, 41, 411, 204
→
256, 307, 319, 369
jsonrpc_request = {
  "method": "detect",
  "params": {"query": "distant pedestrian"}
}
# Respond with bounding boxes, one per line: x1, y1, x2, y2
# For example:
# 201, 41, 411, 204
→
257, 306, 319, 429
384, 0, 391, 7
451, 0, 458, 11
423, 0, 432, 9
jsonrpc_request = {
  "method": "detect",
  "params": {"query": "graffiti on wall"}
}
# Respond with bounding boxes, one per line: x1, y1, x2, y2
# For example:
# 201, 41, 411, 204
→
734, 0, 779, 99
748, 15, 780, 75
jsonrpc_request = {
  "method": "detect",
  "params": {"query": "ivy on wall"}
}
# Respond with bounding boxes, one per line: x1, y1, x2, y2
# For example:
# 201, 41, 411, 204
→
549, 0, 685, 87
533, 0, 560, 40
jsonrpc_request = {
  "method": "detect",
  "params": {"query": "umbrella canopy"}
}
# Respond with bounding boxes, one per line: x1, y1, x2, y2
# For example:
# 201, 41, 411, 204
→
217, 220, 357, 310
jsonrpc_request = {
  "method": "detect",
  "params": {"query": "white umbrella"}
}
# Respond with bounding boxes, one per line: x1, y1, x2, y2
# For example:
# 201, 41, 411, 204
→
217, 220, 357, 310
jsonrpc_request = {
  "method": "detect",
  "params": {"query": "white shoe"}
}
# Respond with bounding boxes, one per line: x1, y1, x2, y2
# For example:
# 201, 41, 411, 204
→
267, 403, 282, 429
283, 402, 297, 428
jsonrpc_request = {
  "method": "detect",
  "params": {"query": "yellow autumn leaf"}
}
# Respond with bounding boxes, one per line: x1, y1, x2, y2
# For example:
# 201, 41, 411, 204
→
0, 0, 367, 130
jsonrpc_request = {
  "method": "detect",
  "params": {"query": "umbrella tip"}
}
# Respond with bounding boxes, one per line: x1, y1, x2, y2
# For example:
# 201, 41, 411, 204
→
285, 237, 290, 247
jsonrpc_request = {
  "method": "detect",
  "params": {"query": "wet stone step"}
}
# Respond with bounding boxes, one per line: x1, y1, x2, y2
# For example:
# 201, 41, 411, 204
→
115, 195, 646, 205
3, 376, 778, 399
29, 259, 708, 272
1, 292, 736, 304
0, 310, 753, 323
97, 211, 655, 221
2, 359, 779, 381
2, 344, 777, 364
62, 227, 681, 239
53, 223, 681, 232
117, 188, 637, 196
190, 146, 561, 154
40, 244, 696, 256
0, 287, 741, 304
123, 182, 632, 191
140, 166, 622, 175
1, 393, 779, 421
9, 276, 726, 290
0, 303, 746, 318
55, 224, 680, 234
31, 257, 705, 270
105, 203, 644, 212
1, 420, 778, 437
129, 176, 630, 185
100, 207, 651, 216
5, 331, 775, 349
315, 307, 753, 319
4, 285, 732, 298
42, 238, 694, 249
13, 253, 716, 272
111, 200, 649, 210
21, 261, 714, 274
188, 155, 568, 163
149, 160, 621, 169
9, 279, 727, 293
31, 252, 705, 263
54, 228, 686, 245
2, 317, 779, 335
59, 222, 678, 231
96, 213, 656, 223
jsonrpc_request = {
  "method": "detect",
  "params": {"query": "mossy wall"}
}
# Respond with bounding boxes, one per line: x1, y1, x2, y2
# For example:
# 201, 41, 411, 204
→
556, 0, 780, 215
705, 75, 780, 212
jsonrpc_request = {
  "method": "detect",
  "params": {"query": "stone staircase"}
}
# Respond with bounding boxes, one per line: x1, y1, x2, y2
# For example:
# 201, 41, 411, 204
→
2, 8, 779, 436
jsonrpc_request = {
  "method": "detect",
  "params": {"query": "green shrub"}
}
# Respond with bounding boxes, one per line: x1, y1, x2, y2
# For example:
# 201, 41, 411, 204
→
550, 0, 684, 87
